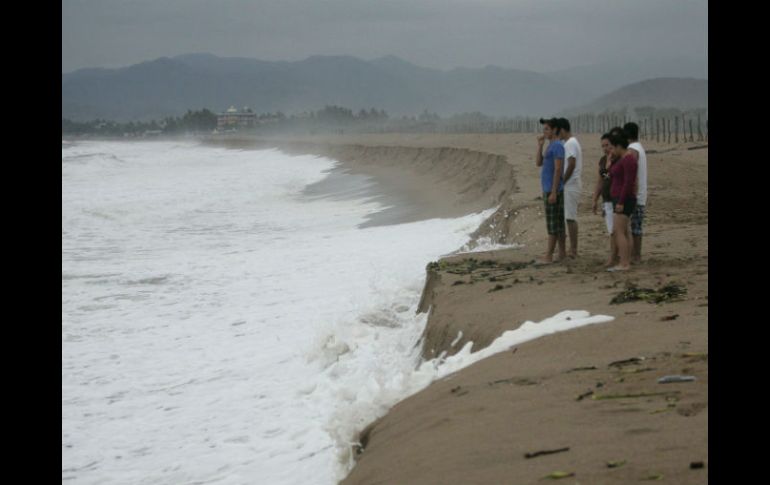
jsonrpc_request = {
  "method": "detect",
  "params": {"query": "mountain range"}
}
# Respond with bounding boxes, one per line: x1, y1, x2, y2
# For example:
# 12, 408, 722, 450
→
564, 77, 708, 115
61, 53, 708, 121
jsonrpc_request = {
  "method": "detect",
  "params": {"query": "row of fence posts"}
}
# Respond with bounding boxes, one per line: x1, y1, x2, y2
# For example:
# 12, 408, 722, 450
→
428, 114, 707, 143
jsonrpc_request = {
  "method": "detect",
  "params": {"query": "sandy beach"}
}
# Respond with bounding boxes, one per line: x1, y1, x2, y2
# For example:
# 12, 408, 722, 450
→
206, 132, 708, 484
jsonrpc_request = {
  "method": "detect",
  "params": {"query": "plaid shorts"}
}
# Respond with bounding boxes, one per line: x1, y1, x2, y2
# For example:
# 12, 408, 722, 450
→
544, 191, 565, 236
631, 204, 646, 236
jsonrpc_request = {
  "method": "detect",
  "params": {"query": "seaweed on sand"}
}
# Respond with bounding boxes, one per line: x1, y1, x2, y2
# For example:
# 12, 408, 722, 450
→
610, 282, 687, 305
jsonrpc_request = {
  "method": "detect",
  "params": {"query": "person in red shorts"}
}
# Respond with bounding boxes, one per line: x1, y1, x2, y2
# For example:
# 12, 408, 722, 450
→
606, 133, 638, 272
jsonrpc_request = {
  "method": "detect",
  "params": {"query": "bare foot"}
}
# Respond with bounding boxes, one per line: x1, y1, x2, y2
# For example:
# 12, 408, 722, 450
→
606, 265, 631, 272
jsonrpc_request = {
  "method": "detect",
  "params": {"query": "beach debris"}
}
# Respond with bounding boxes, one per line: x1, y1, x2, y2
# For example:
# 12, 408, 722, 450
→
677, 402, 707, 417
608, 357, 646, 368
651, 396, 679, 413
610, 282, 687, 305
592, 391, 680, 401
606, 460, 627, 468
567, 366, 598, 373
452, 280, 466, 286
525, 447, 570, 459
450, 386, 469, 397
576, 389, 594, 401
489, 377, 538, 387
542, 471, 575, 480
641, 473, 664, 481
514, 378, 538, 386
660, 314, 679, 321
650, 407, 672, 414
690, 461, 705, 469
620, 367, 656, 374
489, 284, 505, 292
450, 331, 463, 347
657, 375, 696, 384
681, 352, 708, 362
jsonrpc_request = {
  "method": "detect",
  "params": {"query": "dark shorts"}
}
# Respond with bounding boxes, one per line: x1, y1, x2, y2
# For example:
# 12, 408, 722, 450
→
630, 205, 646, 236
612, 197, 637, 217
544, 191, 565, 236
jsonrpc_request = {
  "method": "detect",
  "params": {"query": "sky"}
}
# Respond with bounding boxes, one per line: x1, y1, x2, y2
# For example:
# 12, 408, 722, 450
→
62, 0, 708, 74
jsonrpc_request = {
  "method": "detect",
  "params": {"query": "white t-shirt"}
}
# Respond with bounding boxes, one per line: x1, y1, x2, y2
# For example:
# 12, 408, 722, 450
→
629, 141, 647, 206
563, 136, 582, 190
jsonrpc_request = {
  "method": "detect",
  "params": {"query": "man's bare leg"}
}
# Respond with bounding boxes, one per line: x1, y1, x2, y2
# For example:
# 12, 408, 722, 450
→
605, 234, 619, 267
557, 233, 567, 261
566, 220, 578, 258
541, 234, 558, 263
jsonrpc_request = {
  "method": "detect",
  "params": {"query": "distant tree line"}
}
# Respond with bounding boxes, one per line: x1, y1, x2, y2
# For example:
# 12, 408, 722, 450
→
62, 104, 707, 144
62, 109, 218, 137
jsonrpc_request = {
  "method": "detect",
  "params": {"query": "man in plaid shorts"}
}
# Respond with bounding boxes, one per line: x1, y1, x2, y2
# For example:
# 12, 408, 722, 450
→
536, 118, 566, 263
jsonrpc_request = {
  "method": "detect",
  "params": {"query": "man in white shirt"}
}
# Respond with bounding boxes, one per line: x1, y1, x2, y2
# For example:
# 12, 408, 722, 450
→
557, 118, 582, 258
623, 122, 647, 263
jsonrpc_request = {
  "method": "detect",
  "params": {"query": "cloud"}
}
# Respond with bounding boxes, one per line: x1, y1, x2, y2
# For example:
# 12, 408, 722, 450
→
62, 0, 707, 73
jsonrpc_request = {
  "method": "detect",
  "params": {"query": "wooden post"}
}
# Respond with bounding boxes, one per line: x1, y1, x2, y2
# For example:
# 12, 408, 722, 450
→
648, 117, 653, 140
667, 118, 671, 144
697, 114, 703, 141
682, 115, 687, 142
689, 119, 694, 142
674, 116, 679, 143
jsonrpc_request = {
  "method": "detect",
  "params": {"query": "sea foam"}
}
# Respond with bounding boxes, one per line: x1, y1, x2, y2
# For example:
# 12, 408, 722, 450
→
62, 140, 613, 485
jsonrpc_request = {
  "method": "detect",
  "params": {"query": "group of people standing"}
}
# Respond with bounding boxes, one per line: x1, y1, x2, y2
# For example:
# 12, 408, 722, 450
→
535, 118, 647, 272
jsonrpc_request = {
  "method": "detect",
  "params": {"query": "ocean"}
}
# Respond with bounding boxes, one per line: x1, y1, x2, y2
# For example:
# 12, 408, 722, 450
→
62, 140, 499, 484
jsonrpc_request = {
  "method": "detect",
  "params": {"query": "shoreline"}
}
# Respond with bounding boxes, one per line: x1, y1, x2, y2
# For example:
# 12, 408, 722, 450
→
67, 133, 708, 483
202, 133, 708, 484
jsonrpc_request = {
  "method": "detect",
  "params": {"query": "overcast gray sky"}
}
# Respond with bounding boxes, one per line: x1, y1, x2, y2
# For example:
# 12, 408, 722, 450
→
62, 0, 708, 74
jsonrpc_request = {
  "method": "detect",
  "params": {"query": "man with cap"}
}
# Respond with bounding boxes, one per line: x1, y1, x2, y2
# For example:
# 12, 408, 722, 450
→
536, 117, 566, 263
